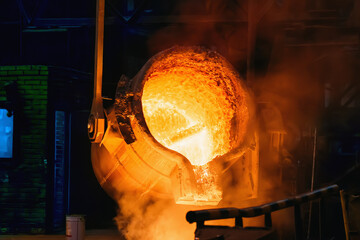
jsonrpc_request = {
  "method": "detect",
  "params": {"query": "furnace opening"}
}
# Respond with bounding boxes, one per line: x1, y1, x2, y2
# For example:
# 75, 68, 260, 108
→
141, 47, 249, 166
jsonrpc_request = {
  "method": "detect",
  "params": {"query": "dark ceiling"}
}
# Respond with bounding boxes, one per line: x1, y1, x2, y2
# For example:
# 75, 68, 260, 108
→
1, 0, 359, 103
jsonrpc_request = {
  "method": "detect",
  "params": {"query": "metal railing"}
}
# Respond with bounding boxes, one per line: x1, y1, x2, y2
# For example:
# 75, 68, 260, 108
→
186, 184, 340, 240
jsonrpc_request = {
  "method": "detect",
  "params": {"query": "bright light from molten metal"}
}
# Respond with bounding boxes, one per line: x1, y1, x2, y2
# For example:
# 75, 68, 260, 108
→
141, 47, 249, 204
142, 55, 240, 166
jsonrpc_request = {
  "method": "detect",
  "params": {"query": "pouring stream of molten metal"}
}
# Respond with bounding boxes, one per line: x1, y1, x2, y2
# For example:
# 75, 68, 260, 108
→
141, 49, 244, 203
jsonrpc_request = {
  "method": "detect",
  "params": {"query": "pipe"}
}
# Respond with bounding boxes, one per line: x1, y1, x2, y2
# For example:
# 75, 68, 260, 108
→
307, 127, 317, 239
340, 190, 350, 240
94, 0, 104, 100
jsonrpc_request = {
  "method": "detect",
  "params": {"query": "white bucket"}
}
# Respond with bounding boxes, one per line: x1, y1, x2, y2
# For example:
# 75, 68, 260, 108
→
66, 215, 85, 240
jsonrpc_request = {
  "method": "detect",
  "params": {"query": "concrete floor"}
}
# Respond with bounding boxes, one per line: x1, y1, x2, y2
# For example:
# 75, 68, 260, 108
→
0, 229, 126, 240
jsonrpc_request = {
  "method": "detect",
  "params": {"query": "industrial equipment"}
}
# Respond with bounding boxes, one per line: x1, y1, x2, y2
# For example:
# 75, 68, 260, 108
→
89, 46, 258, 206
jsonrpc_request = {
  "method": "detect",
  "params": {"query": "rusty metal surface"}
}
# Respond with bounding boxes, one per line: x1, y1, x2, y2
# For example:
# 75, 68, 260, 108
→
114, 74, 136, 144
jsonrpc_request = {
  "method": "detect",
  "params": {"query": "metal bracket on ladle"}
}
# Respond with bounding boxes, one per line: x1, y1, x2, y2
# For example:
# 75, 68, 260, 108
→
88, 0, 105, 143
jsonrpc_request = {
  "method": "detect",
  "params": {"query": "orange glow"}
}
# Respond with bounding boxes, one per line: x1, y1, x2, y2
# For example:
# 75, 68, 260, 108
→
192, 165, 222, 203
139, 47, 250, 205
142, 48, 247, 167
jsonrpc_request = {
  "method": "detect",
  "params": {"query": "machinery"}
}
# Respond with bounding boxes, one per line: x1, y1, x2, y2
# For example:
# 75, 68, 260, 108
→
87, 0, 263, 209
89, 44, 259, 206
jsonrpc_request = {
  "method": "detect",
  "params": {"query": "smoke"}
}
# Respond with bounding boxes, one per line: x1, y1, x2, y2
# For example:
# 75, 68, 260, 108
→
114, 194, 196, 240
147, 0, 248, 66
145, 1, 331, 156
112, 0, 360, 239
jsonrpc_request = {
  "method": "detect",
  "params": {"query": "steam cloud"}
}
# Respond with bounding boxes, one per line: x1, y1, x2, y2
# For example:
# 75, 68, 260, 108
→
114, 194, 196, 240
113, 0, 360, 239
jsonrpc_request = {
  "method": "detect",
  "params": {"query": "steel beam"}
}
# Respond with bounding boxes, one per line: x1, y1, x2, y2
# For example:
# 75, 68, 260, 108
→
88, 0, 105, 143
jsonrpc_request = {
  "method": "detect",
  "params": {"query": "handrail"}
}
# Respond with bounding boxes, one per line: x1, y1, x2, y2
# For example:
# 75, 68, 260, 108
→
186, 184, 339, 225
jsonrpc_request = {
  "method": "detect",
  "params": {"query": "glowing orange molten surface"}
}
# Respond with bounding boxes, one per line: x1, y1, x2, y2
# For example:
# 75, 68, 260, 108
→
142, 47, 248, 167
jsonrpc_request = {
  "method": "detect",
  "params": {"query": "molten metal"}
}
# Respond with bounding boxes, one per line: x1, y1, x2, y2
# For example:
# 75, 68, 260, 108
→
140, 47, 251, 204
92, 46, 255, 207
142, 48, 249, 166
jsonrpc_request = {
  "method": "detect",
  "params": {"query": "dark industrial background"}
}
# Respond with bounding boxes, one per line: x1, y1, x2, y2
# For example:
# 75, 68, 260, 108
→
0, 0, 359, 236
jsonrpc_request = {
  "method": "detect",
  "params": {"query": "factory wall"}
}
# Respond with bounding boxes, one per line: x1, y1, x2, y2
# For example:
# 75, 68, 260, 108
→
0, 65, 48, 234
